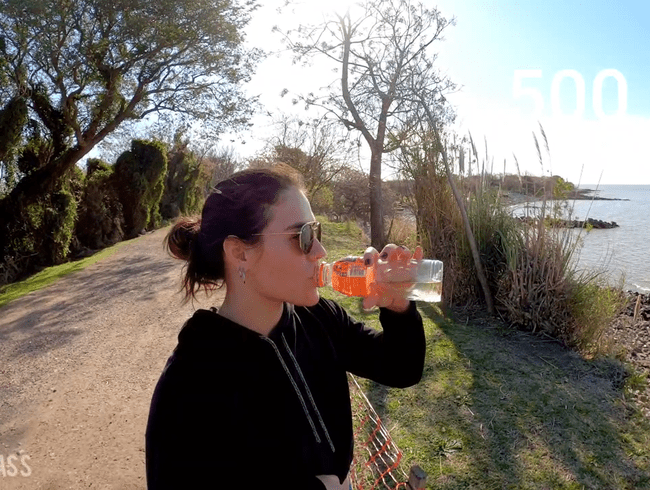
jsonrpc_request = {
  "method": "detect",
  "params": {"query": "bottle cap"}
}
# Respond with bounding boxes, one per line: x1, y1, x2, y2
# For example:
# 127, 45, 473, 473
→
318, 262, 332, 287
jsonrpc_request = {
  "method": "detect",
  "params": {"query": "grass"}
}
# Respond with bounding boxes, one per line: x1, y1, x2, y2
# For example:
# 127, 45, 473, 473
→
318, 217, 650, 490
0, 240, 128, 309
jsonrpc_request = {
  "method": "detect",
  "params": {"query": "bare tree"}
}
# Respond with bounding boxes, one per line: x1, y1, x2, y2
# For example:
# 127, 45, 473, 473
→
260, 114, 351, 198
278, 0, 455, 248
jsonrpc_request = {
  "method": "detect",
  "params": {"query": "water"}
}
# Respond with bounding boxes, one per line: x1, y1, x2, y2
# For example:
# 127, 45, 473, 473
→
400, 281, 442, 303
565, 185, 650, 293
321, 258, 444, 302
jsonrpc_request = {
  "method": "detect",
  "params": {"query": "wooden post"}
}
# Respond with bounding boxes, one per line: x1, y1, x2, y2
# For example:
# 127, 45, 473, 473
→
408, 465, 427, 489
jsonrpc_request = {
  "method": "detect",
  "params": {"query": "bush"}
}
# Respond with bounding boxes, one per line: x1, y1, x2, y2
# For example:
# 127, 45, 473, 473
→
75, 159, 125, 250
331, 168, 370, 221
309, 185, 334, 215
397, 132, 479, 306
0, 166, 82, 284
160, 144, 204, 220
113, 140, 168, 238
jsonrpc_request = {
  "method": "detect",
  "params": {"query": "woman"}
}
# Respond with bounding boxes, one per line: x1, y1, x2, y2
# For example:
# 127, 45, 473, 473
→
146, 165, 426, 489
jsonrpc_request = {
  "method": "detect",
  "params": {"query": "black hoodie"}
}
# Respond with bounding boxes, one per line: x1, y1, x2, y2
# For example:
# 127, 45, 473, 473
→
145, 298, 424, 489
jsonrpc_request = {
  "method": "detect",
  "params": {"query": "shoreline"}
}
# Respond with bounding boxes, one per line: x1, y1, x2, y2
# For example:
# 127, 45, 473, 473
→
501, 189, 630, 206
570, 188, 630, 201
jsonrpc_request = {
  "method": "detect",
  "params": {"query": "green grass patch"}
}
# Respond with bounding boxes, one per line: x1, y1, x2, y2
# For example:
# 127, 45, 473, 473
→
320, 218, 650, 489
0, 240, 127, 309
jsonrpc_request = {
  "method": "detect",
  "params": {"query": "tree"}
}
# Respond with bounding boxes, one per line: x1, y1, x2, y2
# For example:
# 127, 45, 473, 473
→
260, 115, 350, 198
160, 136, 206, 220
74, 158, 125, 250
0, 95, 27, 194
113, 140, 168, 238
279, 0, 455, 248
0, 0, 260, 282
200, 146, 242, 192
331, 167, 370, 220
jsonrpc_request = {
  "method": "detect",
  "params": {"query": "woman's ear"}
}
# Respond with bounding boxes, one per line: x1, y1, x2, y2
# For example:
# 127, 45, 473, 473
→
223, 236, 248, 264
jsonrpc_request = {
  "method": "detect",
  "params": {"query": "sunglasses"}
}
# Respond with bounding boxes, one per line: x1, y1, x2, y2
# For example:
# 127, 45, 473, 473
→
252, 221, 322, 254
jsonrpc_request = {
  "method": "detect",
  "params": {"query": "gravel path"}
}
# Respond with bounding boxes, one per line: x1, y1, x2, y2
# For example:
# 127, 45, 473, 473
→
0, 227, 222, 489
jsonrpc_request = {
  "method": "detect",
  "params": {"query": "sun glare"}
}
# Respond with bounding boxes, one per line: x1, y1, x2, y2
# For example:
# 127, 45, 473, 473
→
291, 0, 361, 20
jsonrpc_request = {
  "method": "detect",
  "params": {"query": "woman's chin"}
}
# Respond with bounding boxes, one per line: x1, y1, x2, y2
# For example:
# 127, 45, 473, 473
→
295, 289, 321, 307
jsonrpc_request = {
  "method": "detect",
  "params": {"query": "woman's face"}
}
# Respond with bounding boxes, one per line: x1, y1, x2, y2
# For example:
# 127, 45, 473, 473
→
246, 187, 327, 307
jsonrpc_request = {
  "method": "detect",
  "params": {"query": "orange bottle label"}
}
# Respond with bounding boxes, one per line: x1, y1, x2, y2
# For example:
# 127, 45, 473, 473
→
330, 257, 375, 297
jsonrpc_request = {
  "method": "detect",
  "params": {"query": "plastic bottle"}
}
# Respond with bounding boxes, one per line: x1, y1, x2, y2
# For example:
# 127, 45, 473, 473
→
318, 256, 443, 302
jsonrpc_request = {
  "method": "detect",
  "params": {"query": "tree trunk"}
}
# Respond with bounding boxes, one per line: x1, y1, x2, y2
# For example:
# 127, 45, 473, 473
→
368, 146, 384, 249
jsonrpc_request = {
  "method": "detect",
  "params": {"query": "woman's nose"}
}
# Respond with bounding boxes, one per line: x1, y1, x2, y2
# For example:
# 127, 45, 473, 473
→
310, 238, 327, 260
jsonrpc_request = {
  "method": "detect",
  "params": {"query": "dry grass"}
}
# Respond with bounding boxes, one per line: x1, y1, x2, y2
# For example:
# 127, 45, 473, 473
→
395, 126, 624, 355
385, 214, 418, 251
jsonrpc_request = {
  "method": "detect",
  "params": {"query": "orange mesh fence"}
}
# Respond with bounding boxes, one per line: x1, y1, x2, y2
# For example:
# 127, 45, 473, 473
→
348, 374, 411, 490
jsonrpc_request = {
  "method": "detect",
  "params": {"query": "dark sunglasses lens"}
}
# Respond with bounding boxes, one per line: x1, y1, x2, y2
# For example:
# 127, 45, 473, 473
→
300, 222, 321, 253
300, 224, 313, 253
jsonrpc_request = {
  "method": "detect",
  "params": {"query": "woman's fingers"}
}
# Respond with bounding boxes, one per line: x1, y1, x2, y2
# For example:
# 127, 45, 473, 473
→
362, 243, 421, 311
413, 245, 423, 261
378, 244, 419, 263
363, 246, 379, 267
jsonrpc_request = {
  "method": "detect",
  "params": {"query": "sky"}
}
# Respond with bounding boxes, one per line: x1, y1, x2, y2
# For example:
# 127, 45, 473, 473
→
230, 0, 650, 186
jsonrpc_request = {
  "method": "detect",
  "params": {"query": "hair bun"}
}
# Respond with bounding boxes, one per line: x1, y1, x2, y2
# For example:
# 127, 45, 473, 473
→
166, 217, 201, 261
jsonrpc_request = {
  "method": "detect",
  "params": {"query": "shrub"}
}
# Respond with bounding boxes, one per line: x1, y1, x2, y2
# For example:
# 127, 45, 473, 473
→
75, 159, 125, 250
160, 144, 204, 220
400, 128, 623, 354
331, 168, 370, 221
309, 185, 334, 215
397, 131, 479, 306
0, 165, 82, 284
113, 140, 168, 238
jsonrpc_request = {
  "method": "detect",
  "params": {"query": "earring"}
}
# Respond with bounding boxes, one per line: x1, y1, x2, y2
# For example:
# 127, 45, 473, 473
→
238, 266, 246, 284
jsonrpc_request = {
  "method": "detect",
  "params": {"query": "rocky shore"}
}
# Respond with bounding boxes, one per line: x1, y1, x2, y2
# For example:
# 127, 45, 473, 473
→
604, 292, 650, 417
503, 188, 624, 229
515, 216, 620, 229
568, 188, 630, 202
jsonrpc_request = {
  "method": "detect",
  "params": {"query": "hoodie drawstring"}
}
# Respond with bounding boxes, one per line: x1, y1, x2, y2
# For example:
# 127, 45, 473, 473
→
281, 334, 336, 453
260, 336, 335, 453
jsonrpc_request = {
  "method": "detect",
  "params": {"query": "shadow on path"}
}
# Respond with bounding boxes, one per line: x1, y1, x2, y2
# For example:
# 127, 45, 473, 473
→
0, 230, 184, 361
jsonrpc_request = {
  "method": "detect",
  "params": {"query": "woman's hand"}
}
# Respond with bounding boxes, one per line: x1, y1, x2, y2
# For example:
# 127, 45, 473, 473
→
316, 473, 351, 489
362, 244, 424, 312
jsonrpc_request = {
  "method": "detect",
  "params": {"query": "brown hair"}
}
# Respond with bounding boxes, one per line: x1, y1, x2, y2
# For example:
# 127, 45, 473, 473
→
165, 164, 304, 302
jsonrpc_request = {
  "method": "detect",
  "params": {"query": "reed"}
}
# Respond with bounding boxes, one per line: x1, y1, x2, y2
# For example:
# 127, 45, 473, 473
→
400, 126, 623, 354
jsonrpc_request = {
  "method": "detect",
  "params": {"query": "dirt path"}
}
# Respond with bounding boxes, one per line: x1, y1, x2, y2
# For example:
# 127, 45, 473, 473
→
0, 227, 222, 489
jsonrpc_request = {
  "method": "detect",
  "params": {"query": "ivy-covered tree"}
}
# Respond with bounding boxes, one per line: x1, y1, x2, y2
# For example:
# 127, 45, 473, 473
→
74, 158, 124, 250
0, 0, 260, 283
113, 140, 168, 238
160, 138, 205, 220
0, 95, 27, 194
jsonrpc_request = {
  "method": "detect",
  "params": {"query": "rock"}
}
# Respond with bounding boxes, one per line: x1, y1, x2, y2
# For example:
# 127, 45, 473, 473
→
514, 216, 620, 229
